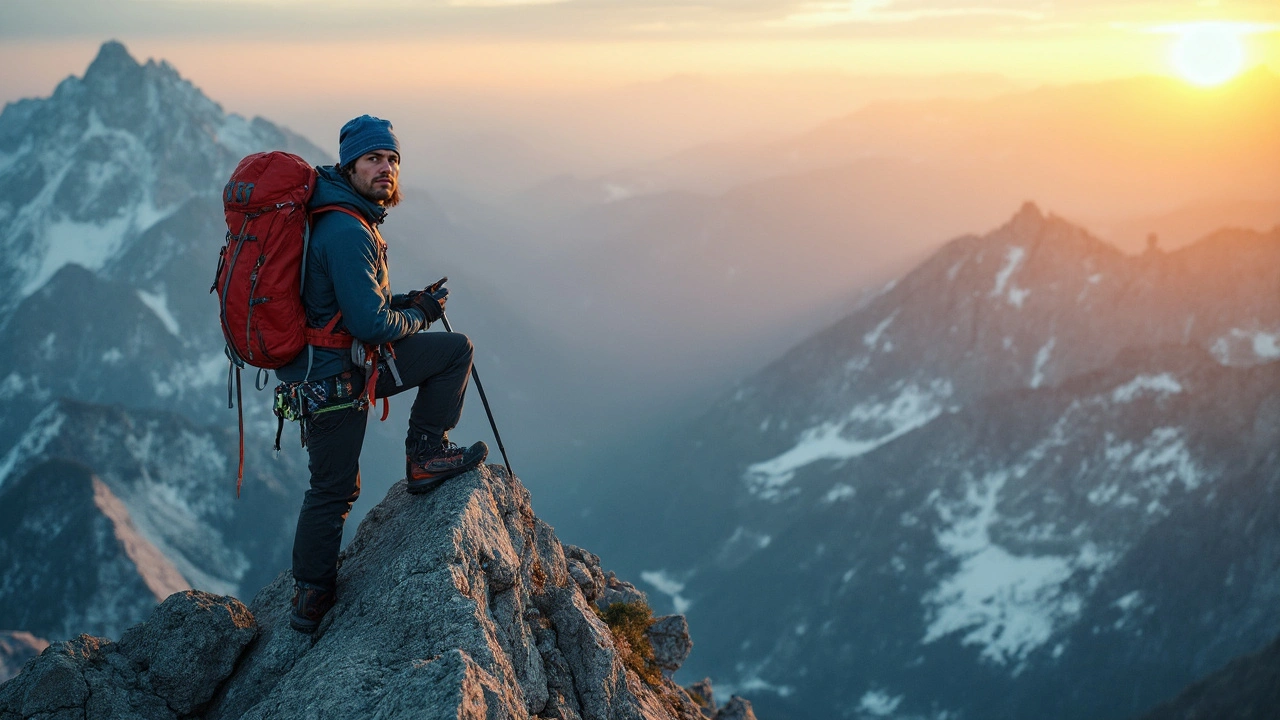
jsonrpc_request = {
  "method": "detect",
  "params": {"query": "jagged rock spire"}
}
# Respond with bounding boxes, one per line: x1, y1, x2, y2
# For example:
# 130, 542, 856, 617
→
1, 466, 712, 719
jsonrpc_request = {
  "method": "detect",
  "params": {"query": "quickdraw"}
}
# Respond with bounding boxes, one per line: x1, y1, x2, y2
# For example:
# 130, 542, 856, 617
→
273, 374, 369, 452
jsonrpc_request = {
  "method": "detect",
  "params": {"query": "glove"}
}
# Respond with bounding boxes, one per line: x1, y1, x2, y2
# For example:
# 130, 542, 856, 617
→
409, 278, 448, 324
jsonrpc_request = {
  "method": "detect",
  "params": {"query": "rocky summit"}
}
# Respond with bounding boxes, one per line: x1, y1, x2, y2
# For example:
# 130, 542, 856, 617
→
0, 464, 756, 720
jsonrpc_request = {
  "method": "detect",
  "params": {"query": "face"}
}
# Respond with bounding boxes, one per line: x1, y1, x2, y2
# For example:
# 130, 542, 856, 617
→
348, 149, 399, 205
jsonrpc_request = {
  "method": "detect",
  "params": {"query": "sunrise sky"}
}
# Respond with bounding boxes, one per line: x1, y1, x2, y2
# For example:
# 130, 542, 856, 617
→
2, 0, 1279, 193
3, 1, 1279, 95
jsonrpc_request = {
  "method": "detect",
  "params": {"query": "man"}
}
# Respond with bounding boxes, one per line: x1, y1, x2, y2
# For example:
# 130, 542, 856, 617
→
277, 115, 488, 633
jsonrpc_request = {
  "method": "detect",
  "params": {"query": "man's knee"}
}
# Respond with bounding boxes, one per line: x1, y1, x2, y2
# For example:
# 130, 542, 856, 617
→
450, 332, 474, 363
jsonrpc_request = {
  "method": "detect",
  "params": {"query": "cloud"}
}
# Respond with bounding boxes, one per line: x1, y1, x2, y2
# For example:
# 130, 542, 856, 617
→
3, 0, 1279, 41
1143, 20, 1280, 35
772, 0, 1046, 30
447, 0, 571, 6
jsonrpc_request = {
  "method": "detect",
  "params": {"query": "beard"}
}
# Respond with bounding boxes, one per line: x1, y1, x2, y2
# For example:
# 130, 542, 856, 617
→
352, 172, 397, 204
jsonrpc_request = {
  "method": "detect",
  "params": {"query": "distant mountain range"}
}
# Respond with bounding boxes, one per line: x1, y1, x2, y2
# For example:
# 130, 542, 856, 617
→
2, 40, 1277, 720
585, 205, 1280, 719
495, 70, 1280, 433
0, 41, 325, 640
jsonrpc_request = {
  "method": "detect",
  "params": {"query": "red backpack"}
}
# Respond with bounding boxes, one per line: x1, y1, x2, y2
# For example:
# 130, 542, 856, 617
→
215, 151, 315, 370
213, 151, 389, 496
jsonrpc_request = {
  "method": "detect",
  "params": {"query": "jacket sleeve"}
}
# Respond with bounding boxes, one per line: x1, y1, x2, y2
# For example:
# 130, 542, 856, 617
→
322, 215, 425, 344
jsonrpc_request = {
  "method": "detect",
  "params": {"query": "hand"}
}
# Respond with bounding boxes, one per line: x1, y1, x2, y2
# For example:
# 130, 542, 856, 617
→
409, 284, 447, 323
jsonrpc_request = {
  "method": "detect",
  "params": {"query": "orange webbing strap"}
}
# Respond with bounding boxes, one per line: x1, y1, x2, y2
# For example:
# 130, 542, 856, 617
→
235, 365, 245, 498
309, 206, 391, 420
314, 205, 386, 254
304, 311, 355, 349
313, 205, 372, 231
363, 345, 391, 421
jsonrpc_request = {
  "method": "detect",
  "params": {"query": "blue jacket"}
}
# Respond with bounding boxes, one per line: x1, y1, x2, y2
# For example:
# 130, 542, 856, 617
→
275, 166, 425, 382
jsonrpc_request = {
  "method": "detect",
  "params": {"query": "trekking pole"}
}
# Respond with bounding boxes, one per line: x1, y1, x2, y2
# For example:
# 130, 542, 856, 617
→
440, 313, 514, 480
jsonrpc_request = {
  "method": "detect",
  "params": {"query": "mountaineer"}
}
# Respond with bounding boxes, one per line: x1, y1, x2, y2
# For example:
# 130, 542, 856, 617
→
276, 115, 488, 632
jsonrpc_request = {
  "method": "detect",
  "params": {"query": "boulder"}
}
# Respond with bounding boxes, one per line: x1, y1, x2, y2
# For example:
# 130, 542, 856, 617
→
714, 695, 758, 720
686, 677, 715, 718
0, 592, 254, 720
646, 615, 693, 672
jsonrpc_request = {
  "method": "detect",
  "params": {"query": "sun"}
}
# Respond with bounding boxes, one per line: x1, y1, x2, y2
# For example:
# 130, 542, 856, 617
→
1169, 23, 1247, 87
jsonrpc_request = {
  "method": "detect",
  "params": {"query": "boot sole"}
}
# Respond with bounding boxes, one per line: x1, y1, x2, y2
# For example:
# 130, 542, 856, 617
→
406, 453, 487, 494
289, 614, 321, 633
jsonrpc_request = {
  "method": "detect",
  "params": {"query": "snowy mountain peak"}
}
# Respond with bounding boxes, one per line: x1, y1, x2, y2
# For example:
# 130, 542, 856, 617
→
82, 39, 144, 89
607, 210, 1280, 720
0, 41, 330, 320
1008, 200, 1044, 230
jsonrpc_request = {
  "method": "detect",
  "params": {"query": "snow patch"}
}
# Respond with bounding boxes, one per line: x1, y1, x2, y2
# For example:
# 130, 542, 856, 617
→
1130, 427, 1202, 494
989, 246, 1030, 308
640, 570, 692, 614
137, 288, 181, 335
1030, 338, 1055, 388
22, 219, 130, 295
152, 354, 228, 399
823, 483, 856, 504
718, 526, 773, 565
1110, 373, 1183, 403
1210, 328, 1280, 366
214, 113, 262, 157
922, 471, 1111, 667
1112, 591, 1144, 629
0, 406, 66, 491
0, 372, 28, 401
1008, 286, 1030, 308
1255, 332, 1280, 358
991, 246, 1025, 295
858, 690, 903, 716
745, 380, 953, 500
863, 311, 898, 349
101, 348, 125, 363
1114, 591, 1142, 612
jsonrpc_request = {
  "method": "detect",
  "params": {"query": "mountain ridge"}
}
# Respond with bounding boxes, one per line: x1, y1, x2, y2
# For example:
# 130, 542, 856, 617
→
0, 464, 754, 720
580, 206, 1280, 719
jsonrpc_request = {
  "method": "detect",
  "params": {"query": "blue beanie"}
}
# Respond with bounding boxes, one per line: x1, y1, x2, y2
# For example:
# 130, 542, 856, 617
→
339, 115, 400, 168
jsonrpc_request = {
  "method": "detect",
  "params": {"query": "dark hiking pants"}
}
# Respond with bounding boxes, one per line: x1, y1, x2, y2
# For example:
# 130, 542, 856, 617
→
291, 331, 474, 588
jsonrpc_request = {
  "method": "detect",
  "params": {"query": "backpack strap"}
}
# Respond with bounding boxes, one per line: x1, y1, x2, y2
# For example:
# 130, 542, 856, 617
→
306, 204, 392, 422
304, 312, 356, 349
302, 204, 379, 352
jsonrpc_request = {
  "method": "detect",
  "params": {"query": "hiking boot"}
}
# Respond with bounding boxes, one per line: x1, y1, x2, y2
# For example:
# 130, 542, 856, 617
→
289, 580, 335, 633
406, 435, 488, 494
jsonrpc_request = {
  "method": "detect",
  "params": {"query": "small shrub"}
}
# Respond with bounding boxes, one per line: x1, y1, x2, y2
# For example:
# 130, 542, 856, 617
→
596, 601, 663, 686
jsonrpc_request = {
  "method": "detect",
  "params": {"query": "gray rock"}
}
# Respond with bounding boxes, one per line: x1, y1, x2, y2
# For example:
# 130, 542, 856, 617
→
116, 591, 256, 715
0, 466, 710, 720
564, 545, 606, 603
713, 696, 758, 720
0, 592, 251, 720
686, 678, 715, 717
598, 572, 648, 611
205, 465, 703, 720
646, 616, 692, 673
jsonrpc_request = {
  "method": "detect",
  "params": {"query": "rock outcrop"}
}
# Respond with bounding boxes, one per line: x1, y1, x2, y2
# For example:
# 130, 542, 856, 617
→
0, 465, 710, 719
0, 592, 254, 719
